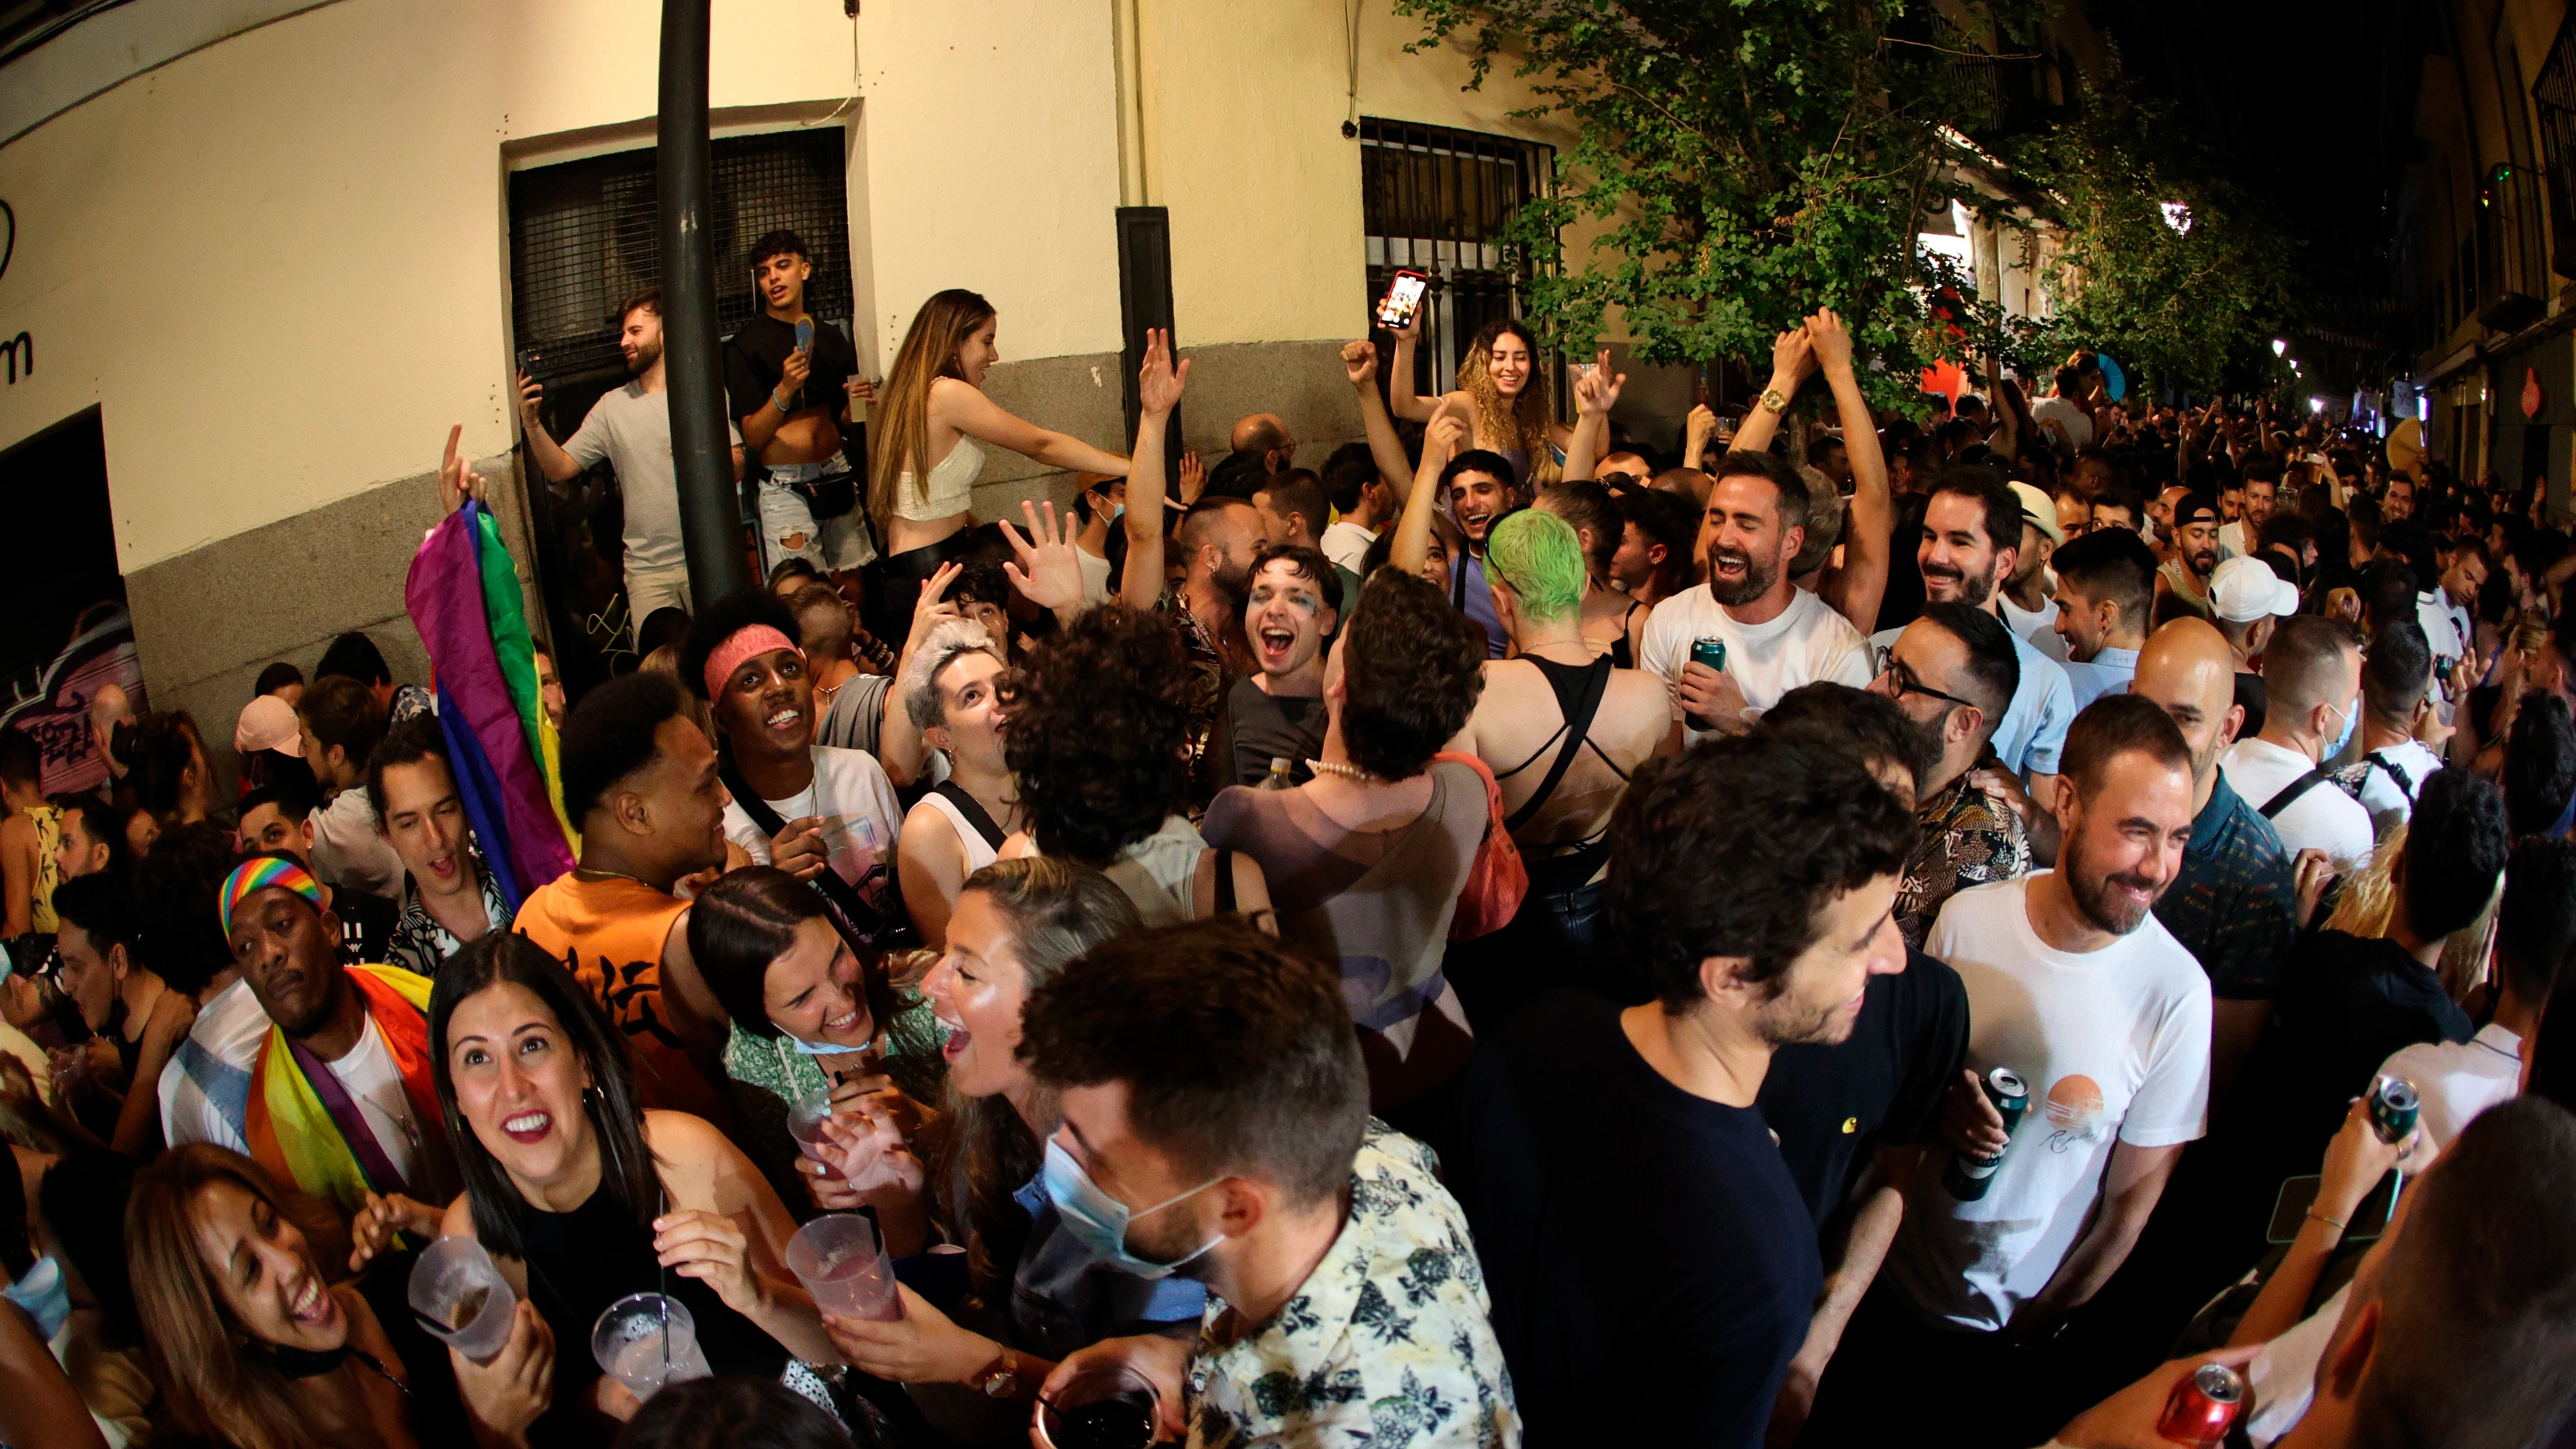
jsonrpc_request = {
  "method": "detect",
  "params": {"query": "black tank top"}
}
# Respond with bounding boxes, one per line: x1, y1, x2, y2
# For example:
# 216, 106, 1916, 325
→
514, 1172, 789, 1412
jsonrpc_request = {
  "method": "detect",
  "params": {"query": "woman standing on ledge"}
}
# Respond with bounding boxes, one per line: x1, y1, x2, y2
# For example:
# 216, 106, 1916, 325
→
867, 289, 1135, 629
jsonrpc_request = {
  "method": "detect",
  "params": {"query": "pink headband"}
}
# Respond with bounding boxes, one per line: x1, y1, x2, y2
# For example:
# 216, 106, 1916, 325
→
704, 625, 801, 700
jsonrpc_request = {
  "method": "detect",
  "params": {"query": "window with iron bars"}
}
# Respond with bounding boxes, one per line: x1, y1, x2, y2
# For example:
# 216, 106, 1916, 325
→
2530, 10, 2576, 278
1360, 118, 1554, 403
504, 127, 858, 691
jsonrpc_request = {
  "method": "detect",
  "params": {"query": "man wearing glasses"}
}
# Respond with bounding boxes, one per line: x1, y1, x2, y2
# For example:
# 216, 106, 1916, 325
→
1871, 603, 2030, 947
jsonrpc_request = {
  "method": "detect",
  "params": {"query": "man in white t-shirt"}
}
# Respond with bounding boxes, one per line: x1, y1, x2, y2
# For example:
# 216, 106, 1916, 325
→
2332, 618, 2442, 836
1640, 451, 1872, 744
688, 595, 906, 924
2216, 462, 2280, 560
1809, 697, 2208, 1446
521, 291, 745, 620
2029, 365, 2095, 451
2415, 538, 2485, 723
2221, 615, 2373, 870
2375, 836, 2567, 1151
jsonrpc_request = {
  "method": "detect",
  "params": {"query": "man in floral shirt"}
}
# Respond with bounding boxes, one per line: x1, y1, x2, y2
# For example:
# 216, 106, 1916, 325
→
1871, 603, 2030, 946
1022, 918, 1516, 1448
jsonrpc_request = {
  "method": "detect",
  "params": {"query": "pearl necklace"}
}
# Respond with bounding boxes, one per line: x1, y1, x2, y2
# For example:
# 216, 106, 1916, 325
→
1305, 758, 1380, 784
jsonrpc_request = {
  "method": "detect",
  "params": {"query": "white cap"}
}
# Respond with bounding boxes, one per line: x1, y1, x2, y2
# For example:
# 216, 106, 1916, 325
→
2211, 555, 2299, 623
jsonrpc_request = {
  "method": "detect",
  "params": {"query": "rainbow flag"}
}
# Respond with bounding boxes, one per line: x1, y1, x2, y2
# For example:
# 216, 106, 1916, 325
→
404, 499, 576, 911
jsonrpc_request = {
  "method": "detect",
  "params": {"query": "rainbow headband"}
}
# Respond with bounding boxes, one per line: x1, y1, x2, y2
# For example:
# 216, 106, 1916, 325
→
219, 857, 325, 940
703, 625, 802, 701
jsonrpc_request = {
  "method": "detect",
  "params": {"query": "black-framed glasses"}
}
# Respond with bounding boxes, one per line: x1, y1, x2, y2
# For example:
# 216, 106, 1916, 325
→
1874, 645, 1976, 709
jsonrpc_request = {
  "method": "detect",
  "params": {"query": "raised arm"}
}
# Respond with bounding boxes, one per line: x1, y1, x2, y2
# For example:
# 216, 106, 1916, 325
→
1342, 341, 1416, 495
1118, 330, 1191, 610
1393, 411, 1466, 577
1990, 369, 2029, 461
1560, 350, 1626, 484
1729, 326, 1814, 457
1385, 314, 1439, 423
2229, 1102, 2414, 1349
938, 377, 1132, 477
1811, 310, 1893, 633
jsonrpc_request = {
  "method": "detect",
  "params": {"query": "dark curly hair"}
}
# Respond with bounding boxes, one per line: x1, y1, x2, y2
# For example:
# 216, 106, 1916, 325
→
1340, 570, 1484, 780
2405, 766, 2510, 942
2506, 692, 2576, 840
1005, 605, 1191, 862
679, 588, 803, 702
1608, 730, 1912, 1008
1761, 682, 1935, 797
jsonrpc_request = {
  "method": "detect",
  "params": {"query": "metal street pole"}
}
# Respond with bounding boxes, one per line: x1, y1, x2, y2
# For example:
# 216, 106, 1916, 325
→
658, 0, 755, 604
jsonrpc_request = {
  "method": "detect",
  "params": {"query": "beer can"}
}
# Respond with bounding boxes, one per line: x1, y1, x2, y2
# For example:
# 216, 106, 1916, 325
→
1941, 1067, 2029, 1200
2368, 1074, 2419, 1146
2154, 1362, 2245, 1445
1690, 637, 1728, 674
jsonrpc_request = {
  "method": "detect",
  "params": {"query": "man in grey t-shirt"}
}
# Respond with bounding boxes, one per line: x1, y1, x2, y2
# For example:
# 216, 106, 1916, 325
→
521, 290, 742, 619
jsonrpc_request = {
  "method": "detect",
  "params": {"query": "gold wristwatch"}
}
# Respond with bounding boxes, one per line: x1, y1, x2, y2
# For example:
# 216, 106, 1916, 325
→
975, 1345, 1023, 1399
1756, 386, 1789, 414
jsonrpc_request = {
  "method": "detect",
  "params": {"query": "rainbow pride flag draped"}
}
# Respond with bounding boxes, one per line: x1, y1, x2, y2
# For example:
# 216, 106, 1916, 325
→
244, 965, 438, 1219
405, 499, 577, 911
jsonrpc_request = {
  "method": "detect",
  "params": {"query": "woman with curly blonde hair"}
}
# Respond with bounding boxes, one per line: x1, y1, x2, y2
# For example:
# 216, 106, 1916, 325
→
1388, 315, 1568, 487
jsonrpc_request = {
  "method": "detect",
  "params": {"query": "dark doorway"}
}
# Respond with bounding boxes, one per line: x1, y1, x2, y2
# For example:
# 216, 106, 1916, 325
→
0, 408, 121, 686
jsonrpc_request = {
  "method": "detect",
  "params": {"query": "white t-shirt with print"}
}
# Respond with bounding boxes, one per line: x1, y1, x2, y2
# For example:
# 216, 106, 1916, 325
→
723, 746, 906, 915
1639, 584, 1872, 741
2222, 736, 2374, 870
1889, 875, 2213, 1332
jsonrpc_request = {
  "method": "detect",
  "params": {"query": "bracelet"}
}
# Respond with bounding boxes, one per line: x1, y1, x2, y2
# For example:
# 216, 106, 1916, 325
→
773, 389, 795, 412
2306, 1208, 2348, 1232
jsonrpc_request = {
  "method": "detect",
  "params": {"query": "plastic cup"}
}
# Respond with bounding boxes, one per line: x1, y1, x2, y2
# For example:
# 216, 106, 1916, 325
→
785, 1213, 899, 1322
590, 1293, 712, 1401
784, 1090, 845, 1182
1036, 1363, 1160, 1449
406, 1237, 516, 1363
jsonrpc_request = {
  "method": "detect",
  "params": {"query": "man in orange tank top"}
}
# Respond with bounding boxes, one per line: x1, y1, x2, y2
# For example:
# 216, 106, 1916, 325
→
513, 671, 740, 1126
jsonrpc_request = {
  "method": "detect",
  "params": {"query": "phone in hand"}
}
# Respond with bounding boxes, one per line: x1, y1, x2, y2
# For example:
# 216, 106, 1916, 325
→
1376, 270, 1430, 330
2267, 1170, 2400, 1245
793, 316, 816, 356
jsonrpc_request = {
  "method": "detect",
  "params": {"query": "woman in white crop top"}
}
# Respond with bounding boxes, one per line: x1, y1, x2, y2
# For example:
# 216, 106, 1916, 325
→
869, 290, 1136, 619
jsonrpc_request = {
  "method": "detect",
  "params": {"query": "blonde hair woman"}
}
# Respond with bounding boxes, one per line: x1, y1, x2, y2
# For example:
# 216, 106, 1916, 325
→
1387, 314, 1567, 488
869, 289, 1135, 624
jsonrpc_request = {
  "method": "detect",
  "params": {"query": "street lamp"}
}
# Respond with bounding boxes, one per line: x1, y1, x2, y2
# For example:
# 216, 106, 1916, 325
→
2271, 338, 2287, 357
2160, 202, 2194, 234
2310, 397, 2326, 414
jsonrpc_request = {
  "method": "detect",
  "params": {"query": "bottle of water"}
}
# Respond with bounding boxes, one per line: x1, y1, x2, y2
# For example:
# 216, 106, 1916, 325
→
1260, 757, 1294, 790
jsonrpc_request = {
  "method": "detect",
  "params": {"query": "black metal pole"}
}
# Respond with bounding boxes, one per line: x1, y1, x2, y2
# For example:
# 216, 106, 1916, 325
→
659, 0, 755, 604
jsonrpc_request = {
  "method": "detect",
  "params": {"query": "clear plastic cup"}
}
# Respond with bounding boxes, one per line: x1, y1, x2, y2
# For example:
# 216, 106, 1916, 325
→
1036, 1362, 1160, 1449
590, 1293, 712, 1401
784, 1090, 845, 1182
406, 1237, 516, 1363
784, 1213, 899, 1322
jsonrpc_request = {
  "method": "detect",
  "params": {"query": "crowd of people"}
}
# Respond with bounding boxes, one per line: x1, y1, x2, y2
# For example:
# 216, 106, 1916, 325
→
1, 251, 2574, 1449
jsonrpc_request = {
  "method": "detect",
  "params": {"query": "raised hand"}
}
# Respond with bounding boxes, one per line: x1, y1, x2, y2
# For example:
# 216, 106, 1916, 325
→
1137, 328, 1191, 419
1342, 339, 1379, 388
438, 424, 490, 514
817, 1103, 926, 1197
1685, 403, 1718, 468
1768, 325, 1815, 392
1805, 308, 1854, 377
1177, 450, 1206, 506
1573, 349, 1627, 418
1424, 409, 1468, 466
516, 370, 545, 429
779, 346, 813, 396
999, 499, 1088, 612
904, 562, 967, 655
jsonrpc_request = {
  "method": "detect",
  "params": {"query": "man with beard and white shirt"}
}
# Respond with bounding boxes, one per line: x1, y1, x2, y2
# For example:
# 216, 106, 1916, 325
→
2217, 460, 2281, 560
1806, 696, 2210, 1447
1999, 480, 2065, 648
2049, 528, 2156, 711
1874, 468, 2075, 853
1639, 450, 1873, 743
1225, 543, 1340, 788
2220, 615, 2373, 872
2154, 493, 2224, 622
520, 291, 744, 619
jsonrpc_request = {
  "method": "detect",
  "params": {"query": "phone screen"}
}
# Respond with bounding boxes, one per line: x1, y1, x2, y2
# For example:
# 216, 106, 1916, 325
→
2267, 1171, 2400, 1245
1377, 272, 1428, 330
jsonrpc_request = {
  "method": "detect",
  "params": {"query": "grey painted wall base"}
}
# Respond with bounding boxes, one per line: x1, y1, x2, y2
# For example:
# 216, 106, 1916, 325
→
122, 338, 1367, 793
124, 450, 535, 795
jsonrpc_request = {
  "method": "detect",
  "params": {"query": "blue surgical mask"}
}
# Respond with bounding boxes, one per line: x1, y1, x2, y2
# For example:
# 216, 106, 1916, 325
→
2324, 698, 2358, 760
4, 1256, 71, 1341
1041, 1139, 1222, 1280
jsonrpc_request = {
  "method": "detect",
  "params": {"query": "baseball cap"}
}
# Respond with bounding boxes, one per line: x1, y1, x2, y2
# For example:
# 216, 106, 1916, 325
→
2174, 493, 2223, 531
2007, 481, 2065, 546
234, 694, 305, 757
2212, 555, 2300, 622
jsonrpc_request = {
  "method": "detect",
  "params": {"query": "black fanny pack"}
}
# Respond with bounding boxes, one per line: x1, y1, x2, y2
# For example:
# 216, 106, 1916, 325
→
788, 465, 859, 521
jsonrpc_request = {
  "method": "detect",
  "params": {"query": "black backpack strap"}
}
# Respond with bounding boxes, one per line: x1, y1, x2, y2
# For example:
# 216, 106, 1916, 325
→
1505, 657, 1614, 834
931, 780, 1007, 852
718, 753, 913, 967
2366, 750, 2415, 797
2261, 769, 2334, 820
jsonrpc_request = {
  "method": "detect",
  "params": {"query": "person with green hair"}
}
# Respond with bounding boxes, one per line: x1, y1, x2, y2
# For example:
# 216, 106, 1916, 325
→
1447, 507, 1675, 1026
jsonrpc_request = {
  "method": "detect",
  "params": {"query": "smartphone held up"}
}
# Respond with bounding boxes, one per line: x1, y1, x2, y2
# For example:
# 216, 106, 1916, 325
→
1376, 270, 1429, 331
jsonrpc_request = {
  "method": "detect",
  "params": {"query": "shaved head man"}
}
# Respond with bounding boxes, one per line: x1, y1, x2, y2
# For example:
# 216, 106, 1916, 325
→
2129, 619, 2297, 1099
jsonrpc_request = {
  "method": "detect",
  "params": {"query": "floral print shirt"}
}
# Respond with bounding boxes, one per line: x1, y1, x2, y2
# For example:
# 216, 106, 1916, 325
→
385, 859, 513, 981
1160, 590, 1237, 820
1185, 1127, 1518, 1449
1895, 768, 2030, 950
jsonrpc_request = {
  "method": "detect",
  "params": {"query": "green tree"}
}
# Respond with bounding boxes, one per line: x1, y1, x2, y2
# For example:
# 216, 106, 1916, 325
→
2006, 73, 2297, 398
1393, 0, 2053, 411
